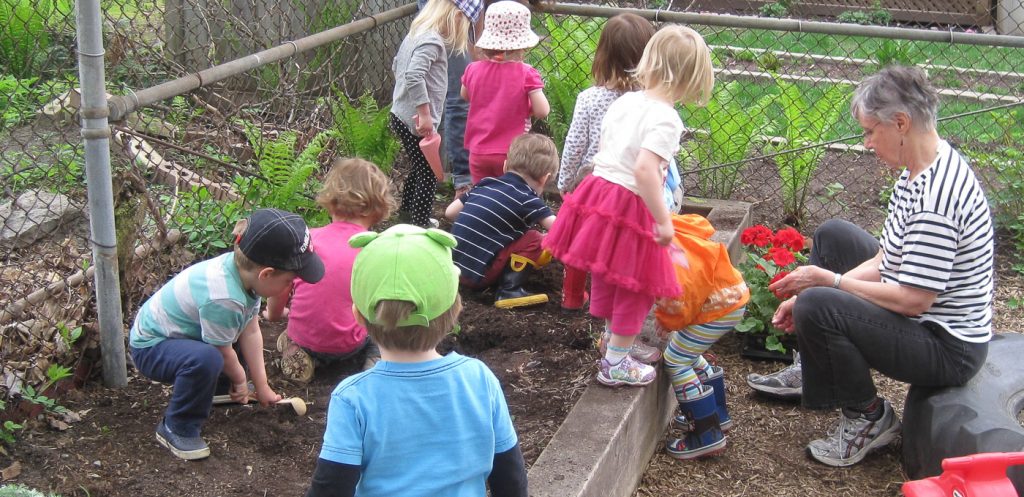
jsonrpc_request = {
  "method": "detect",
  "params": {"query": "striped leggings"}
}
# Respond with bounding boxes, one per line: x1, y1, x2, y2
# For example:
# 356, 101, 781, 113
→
663, 307, 746, 401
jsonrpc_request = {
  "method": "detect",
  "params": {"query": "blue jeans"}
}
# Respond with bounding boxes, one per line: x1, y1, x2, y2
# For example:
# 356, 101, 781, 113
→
131, 339, 229, 437
795, 219, 988, 410
417, 0, 470, 188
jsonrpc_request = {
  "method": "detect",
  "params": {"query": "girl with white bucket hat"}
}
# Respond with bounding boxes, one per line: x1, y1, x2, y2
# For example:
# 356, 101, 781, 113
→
460, 1, 550, 184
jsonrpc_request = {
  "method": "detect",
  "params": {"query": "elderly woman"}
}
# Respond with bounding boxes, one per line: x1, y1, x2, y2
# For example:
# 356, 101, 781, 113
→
748, 65, 994, 467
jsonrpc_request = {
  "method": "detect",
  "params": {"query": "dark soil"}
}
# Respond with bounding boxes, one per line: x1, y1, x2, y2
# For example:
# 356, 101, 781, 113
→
0, 258, 597, 497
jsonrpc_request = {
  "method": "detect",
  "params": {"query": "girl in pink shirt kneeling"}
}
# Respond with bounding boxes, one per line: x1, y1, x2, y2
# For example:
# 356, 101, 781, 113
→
265, 158, 396, 382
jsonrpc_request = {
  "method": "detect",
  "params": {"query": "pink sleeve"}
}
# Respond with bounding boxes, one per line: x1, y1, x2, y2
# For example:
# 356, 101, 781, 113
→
523, 64, 544, 92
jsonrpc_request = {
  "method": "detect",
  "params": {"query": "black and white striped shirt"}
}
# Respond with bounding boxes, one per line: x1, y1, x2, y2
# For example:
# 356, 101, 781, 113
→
879, 140, 994, 343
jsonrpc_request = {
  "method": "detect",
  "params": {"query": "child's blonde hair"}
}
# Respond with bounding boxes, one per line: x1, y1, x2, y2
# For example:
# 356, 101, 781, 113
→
592, 13, 655, 92
364, 295, 462, 351
410, 0, 471, 55
316, 158, 395, 224
505, 133, 558, 182
634, 25, 714, 106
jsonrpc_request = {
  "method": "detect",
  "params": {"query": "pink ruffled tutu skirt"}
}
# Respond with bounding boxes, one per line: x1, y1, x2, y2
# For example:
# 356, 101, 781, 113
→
544, 175, 680, 298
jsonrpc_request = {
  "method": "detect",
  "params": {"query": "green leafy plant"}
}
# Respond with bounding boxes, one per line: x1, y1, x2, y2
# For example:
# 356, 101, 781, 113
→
56, 322, 83, 347
734, 49, 757, 62
21, 363, 72, 416
766, 79, 849, 226
875, 39, 915, 68
757, 52, 782, 73
331, 92, 400, 173
239, 123, 336, 225
169, 186, 243, 257
0, 143, 84, 195
0, 0, 73, 77
0, 483, 62, 497
0, 399, 22, 449
682, 82, 772, 198
759, 0, 790, 18
734, 225, 808, 352
528, 15, 602, 150
837, 2, 892, 25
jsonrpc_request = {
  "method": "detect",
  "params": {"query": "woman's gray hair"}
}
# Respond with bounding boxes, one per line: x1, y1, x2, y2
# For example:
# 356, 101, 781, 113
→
850, 65, 939, 131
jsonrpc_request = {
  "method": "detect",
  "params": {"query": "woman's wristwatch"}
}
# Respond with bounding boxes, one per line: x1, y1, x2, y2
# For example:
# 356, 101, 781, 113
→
832, 272, 842, 289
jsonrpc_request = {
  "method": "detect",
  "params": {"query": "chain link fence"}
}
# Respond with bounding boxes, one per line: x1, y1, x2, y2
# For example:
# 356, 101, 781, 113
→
1, 0, 1022, 435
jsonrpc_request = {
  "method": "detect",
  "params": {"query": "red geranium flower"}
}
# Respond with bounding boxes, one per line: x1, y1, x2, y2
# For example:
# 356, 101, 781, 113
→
741, 225, 773, 247
768, 247, 796, 267
772, 227, 805, 252
770, 271, 792, 299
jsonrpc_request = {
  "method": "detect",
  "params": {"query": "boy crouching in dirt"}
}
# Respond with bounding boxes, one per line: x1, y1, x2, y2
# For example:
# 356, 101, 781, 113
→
129, 208, 324, 460
304, 224, 528, 497
445, 133, 558, 309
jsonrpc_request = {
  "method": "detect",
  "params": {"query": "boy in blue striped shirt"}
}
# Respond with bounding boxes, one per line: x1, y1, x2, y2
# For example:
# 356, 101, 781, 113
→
129, 208, 324, 460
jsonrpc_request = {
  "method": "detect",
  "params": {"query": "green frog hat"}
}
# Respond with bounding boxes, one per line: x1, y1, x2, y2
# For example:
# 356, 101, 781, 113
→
349, 224, 460, 327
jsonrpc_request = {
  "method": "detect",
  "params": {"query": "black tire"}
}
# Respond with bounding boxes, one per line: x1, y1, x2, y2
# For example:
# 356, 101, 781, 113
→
902, 333, 1024, 494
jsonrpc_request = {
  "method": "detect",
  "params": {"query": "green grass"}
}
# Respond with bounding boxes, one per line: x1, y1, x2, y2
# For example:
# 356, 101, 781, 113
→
701, 28, 1024, 73
678, 78, 1019, 148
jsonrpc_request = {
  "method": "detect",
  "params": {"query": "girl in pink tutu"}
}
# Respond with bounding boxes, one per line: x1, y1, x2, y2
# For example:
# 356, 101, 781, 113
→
543, 25, 715, 387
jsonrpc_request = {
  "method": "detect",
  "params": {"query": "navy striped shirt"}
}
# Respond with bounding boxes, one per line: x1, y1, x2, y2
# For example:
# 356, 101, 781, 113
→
879, 140, 994, 343
451, 173, 553, 283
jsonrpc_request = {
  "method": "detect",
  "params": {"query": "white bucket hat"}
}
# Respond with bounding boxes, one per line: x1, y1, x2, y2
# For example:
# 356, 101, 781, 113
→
475, 2, 540, 51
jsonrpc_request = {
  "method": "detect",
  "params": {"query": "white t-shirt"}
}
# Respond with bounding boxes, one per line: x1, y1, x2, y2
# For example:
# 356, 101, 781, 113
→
591, 91, 684, 194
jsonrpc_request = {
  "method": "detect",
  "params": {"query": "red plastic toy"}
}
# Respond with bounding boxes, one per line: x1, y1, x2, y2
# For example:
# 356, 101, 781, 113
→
902, 452, 1024, 497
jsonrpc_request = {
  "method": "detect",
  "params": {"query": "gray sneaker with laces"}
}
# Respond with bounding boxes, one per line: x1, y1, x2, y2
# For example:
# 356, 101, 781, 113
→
745, 351, 802, 398
806, 399, 902, 467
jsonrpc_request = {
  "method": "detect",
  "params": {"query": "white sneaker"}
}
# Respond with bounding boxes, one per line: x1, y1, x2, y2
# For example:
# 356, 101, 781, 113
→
806, 399, 902, 467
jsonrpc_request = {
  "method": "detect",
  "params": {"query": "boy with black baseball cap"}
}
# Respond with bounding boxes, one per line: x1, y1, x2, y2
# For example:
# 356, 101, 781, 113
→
130, 208, 323, 460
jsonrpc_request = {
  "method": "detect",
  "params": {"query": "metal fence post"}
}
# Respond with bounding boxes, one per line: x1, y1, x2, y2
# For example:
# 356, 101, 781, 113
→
75, 0, 128, 387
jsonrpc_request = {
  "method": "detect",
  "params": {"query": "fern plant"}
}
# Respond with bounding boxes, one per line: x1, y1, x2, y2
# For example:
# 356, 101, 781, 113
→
528, 15, 602, 150
0, 0, 73, 77
239, 122, 336, 226
683, 82, 773, 199
331, 91, 399, 174
766, 79, 849, 226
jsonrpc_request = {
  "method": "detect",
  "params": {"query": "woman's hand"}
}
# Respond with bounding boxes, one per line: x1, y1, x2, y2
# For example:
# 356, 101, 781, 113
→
772, 297, 798, 333
769, 265, 832, 298
654, 218, 674, 246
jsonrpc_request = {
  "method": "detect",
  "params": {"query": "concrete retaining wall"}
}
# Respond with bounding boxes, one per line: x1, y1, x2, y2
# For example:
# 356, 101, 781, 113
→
527, 198, 752, 497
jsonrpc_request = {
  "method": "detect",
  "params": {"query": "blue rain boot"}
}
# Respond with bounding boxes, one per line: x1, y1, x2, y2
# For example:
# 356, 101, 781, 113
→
702, 365, 733, 432
671, 365, 732, 432
666, 385, 726, 460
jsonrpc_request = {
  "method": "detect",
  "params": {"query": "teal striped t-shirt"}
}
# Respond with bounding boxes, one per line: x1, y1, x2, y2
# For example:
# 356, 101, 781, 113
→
130, 253, 260, 349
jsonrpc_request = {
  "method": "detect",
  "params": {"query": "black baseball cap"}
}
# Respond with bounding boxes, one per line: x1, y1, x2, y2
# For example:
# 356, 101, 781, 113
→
236, 208, 324, 283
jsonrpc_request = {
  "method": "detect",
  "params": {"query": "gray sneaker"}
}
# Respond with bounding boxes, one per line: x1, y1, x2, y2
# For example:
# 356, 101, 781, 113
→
156, 419, 210, 460
745, 351, 802, 398
806, 399, 902, 467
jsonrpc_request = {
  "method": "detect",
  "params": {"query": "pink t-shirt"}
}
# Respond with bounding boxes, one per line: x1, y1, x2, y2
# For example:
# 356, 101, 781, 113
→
286, 220, 366, 355
462, 60, 544, 155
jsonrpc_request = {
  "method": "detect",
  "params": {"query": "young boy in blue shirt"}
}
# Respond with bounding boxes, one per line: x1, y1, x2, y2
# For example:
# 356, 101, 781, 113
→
129, 208, 324, 460
305, 224, 528, 497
